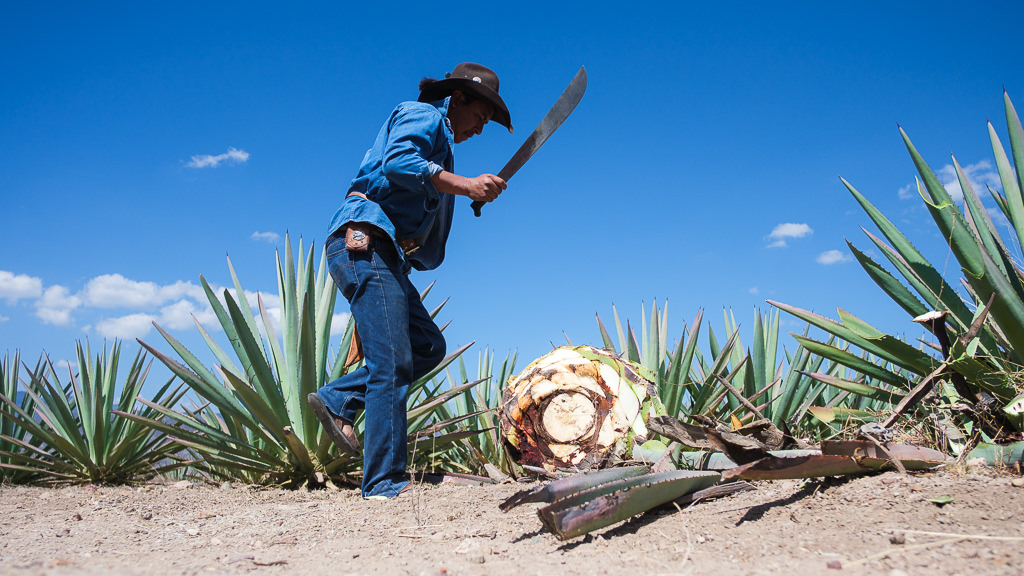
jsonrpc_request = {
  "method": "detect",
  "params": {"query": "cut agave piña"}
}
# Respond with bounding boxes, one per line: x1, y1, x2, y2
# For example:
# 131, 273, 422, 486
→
501, 346, 663, 471
537, 470, 720, 540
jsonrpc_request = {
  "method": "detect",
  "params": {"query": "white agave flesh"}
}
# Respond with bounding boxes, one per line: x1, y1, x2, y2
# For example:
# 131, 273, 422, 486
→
612, 374, 647, 437
549, 370, 604, 396
501, 345, 661, 469
596, 413, 616, 447
529, 378, 560, 403
547, 442, 584, 462
523, 347, 581, 373
542, 392, 597, 442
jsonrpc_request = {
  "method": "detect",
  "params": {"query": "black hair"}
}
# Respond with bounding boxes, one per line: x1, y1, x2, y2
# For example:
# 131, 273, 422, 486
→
418, 77, 480, 104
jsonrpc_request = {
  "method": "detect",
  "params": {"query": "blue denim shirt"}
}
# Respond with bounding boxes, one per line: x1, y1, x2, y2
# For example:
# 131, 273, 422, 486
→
327, 97, 455, 271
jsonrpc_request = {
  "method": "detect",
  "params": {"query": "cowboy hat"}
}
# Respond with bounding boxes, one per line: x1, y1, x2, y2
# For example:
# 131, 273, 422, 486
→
418, 62, 513, 133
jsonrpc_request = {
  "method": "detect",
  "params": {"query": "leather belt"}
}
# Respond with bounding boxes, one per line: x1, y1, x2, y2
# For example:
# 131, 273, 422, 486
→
345, 192, 421, 256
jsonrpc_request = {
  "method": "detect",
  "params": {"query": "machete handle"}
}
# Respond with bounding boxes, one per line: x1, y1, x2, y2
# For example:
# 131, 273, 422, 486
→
471, 200, 484, 217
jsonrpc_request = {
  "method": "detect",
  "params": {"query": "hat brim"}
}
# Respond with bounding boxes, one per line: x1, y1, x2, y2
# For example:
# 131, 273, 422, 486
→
419, 78, 513, 133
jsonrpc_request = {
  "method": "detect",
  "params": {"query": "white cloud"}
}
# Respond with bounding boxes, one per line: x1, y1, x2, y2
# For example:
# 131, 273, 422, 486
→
0, 313, 8, 324
53, 359, 73, 375
251, 231, 280, 243
937, 160, 1001, 202
816, 250, 852, 265
0, 271, 43, 303
186, 147, 250, 169
95, 313, 157, 340
158, 299, 214, 330
34, 285, 83, 326
766, 223, 813, 248
897, 182, 916, 200
82, 274, 203, 309
330, 313, 351, 336
748, 287, 760, 295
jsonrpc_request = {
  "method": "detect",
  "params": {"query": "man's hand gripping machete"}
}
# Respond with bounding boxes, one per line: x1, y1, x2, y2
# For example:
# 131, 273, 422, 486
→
471, 66, 587, 217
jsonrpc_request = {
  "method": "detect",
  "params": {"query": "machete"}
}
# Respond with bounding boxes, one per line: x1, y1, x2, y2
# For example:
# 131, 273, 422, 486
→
471, 65, 587, 217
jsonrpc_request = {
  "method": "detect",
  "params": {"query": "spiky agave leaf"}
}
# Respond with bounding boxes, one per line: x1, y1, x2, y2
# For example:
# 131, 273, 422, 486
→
500, 346, 663, 471
0, 352, 46, 483
1, 341, 187, 484
499, 465, 650, 511
537, 469, 721, 540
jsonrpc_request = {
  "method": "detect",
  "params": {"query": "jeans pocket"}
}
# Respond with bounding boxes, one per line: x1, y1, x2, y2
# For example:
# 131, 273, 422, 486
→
327, 243, 359, 301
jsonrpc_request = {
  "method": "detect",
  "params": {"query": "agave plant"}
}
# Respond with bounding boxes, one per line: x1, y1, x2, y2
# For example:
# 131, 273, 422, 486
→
594, 303, 871, 442
0, 341, 187, 484
127, 234, 486, 487
412, 347, 519, 475
770, 90, 1024, 442
0, 352, 44, 483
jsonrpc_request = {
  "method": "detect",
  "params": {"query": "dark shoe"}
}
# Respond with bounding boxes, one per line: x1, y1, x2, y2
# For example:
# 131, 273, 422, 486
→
307, 393, 360, 456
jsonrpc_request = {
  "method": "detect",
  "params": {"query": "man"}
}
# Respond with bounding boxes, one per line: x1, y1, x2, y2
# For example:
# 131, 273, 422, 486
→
308, 63, 512, 499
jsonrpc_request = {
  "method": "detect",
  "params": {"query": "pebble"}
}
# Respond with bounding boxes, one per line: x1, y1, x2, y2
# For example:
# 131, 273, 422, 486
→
1010, 478, 1024, 488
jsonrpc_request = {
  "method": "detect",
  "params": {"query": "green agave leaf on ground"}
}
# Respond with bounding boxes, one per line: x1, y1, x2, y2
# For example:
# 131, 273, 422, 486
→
499, 465, 653, 511
537, 470, 721, 540
966, 441, 1024, 465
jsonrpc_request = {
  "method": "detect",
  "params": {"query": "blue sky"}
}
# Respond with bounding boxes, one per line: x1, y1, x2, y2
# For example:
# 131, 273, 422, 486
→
3, 1, 1023, 382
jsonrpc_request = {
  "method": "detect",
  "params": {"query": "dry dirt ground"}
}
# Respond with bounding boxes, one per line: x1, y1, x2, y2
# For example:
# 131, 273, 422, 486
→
1, 467, 1023, 576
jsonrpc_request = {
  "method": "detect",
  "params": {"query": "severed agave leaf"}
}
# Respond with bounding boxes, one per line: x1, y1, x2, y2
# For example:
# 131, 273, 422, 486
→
499, 465, 650, 511
537, 469, 721, 540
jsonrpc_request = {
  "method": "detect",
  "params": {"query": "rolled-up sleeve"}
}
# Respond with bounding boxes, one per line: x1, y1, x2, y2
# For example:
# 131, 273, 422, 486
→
381, 106, 445, 191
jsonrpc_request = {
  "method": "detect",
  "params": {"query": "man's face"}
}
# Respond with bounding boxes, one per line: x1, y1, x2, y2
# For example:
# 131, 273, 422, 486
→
448, 91, 494, 144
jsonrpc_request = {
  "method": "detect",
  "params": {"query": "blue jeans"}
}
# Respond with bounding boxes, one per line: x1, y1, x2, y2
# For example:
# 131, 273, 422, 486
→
317, 232, 446, 498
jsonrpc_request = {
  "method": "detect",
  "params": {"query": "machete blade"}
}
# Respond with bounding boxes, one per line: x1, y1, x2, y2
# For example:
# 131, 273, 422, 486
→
472, 66, 587, 217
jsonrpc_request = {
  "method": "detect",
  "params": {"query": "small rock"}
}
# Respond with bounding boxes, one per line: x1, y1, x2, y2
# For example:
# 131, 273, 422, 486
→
470, 556, 486, 564
187, 528, 200, 536
172, 480, 192, 490
55, 528, 70, 538
140, 512, 153, 520
890, 532, 906, 545
1010, 478, 1024, 488
827, 560, 842, 569
220, 482, 233, 490
70, 513, 82, 521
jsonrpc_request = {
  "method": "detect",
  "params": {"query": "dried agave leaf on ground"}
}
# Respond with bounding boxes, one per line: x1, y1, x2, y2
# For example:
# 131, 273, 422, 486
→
720, 440, 949, 481
537, 469, 721, 540
500, 346, 663, 471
